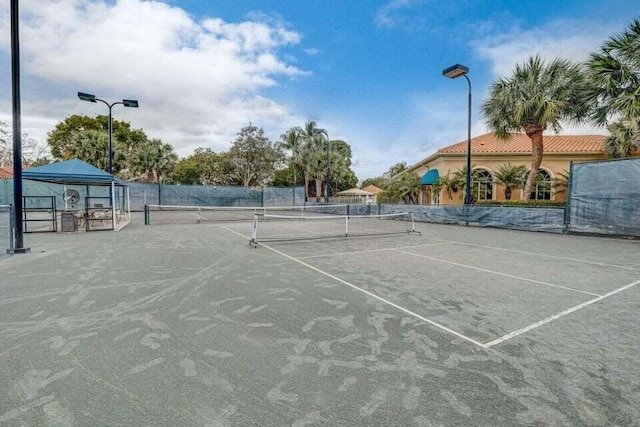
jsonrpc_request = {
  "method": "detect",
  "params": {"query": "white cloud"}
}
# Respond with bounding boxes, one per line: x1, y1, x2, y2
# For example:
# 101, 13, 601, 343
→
375, 0, 424, 29
471, 18, 615, 77
0, 0, 306, 157
470, 18, 616, 136
303, 48, 321, 56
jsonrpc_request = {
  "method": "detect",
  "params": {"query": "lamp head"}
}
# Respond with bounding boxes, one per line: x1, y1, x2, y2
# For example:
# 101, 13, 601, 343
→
77, 92, 97, 102
442, 64, 469, 79
122, 99, 139, 108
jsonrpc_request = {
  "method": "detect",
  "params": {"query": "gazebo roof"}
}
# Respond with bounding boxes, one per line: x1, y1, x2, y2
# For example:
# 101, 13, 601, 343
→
23, 159, 127, 186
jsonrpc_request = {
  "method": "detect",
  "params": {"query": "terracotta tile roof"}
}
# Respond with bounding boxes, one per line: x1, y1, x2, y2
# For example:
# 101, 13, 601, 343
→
438, 132, 606, 154
361, 184, 383, 193
0, 166, 12, 179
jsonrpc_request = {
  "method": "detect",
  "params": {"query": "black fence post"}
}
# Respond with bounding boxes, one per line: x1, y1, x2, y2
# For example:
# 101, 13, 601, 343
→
564, 161, 574, 234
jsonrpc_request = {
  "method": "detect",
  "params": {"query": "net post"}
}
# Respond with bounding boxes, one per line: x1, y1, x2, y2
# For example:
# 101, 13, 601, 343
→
144, 205, 149, 225
410, 213, 415, 233
347, 204, 350, 216
250, 213, 259, 245
345, 215, 349, 237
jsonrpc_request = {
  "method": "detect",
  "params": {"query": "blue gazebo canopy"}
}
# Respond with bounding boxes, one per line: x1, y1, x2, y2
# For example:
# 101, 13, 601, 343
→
23, 159, 127, 186
421, 169, 440, 185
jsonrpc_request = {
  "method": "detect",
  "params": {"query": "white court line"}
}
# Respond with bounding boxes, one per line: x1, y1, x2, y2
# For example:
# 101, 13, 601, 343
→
296, 241, 454, 260
485, 279, 640, 347
392, 248, 602, 298
447, 241, 640, 272
222, 226, 488, 348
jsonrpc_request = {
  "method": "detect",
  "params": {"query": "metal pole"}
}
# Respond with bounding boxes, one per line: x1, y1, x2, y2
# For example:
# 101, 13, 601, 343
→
464, 75, 472, 205
326, 134, 331, 203
10, 0, 28, 253
108, 106, 113, 175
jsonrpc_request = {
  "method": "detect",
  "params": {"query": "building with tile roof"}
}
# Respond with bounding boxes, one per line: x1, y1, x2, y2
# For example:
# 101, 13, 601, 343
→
0, 166, 13, 180
361, 184, 383, 194
406, 132, 612, 205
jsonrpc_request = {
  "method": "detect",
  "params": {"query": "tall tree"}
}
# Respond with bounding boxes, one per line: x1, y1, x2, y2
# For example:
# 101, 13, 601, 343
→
171, 148, 231, 186
279, 127, 304, 187
129, 138, 177, 183
47, 114, 147, 160
298, 121, 325, 200
482, 55, 590, 200
226, 124, 284, 187
586, 19, 640, 156
603, 120, 639, 158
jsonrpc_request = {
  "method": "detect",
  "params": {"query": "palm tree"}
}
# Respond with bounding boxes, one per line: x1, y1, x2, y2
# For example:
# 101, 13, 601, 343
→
129, 139, 177, 183
603, 120, 639, 158
493, 163, 527, 200
552, 169, 571, 196
280, 127, 304, 187
437, 172, 462, 202
482, 55, 591, 200
298, 120, 325, 201
381, 172, 421, 204
388, 161, 408, 178
586, 19, 640, 127
586, 19, 640, 157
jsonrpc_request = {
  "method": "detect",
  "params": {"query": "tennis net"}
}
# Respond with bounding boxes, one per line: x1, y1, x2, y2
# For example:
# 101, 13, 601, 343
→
144, 204, 349, 225
1, 205, 14, 256
250, 212, 419, 244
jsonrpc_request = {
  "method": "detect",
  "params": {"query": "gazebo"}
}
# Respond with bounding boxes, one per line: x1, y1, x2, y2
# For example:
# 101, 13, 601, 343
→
335, 188, 376, 204
22, 159, 130, 232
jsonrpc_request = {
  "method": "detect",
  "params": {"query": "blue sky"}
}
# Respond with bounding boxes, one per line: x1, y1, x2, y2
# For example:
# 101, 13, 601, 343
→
0, 0, 639, 179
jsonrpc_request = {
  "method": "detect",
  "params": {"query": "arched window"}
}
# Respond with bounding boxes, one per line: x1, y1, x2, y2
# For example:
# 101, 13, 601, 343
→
472, 169, 493, 201
528, 169, 553, 200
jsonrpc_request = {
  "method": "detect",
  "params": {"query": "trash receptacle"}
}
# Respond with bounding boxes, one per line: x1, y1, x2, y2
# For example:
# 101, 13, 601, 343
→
61, 212, 78, 232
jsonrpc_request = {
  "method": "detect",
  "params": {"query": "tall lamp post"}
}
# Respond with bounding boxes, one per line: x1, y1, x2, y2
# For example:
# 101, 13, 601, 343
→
442, 64, 472, 205
315, 128, 330, 203
77, 92, 139, 175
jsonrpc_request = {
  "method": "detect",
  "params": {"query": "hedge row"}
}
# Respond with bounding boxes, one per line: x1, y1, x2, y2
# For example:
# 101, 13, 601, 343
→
475, 200, 567, 208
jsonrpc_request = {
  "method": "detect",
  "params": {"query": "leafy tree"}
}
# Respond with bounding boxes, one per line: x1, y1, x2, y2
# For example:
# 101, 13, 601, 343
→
226, 124, 284, 187
482, 55, 591, 200
0, 120, 51, 167
171, 158, 202, 185
272, 164, 304, 187
493, 163, 527, 200
171, 147, 230, 186
47, 114, 147, 160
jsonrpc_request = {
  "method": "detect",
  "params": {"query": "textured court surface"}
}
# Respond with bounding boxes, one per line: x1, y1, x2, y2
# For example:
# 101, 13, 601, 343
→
1, 214, 639, 426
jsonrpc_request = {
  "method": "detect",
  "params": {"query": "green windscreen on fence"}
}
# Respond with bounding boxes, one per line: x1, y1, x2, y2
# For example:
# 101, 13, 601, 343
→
568, 158, 640, 237
1, 180, 305, 212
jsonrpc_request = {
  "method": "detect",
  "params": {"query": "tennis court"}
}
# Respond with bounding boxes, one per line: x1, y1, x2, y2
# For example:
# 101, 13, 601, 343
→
1, 212, 639, 426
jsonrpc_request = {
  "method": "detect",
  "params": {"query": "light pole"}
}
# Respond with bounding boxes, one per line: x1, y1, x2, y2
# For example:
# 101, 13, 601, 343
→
77, 92, 139, 175
315, 128, 330, 203
442, 64, 472, 205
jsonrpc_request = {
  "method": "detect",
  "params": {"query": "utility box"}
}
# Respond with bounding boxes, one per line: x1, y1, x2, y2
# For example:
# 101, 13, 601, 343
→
61, 212, 78, 232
